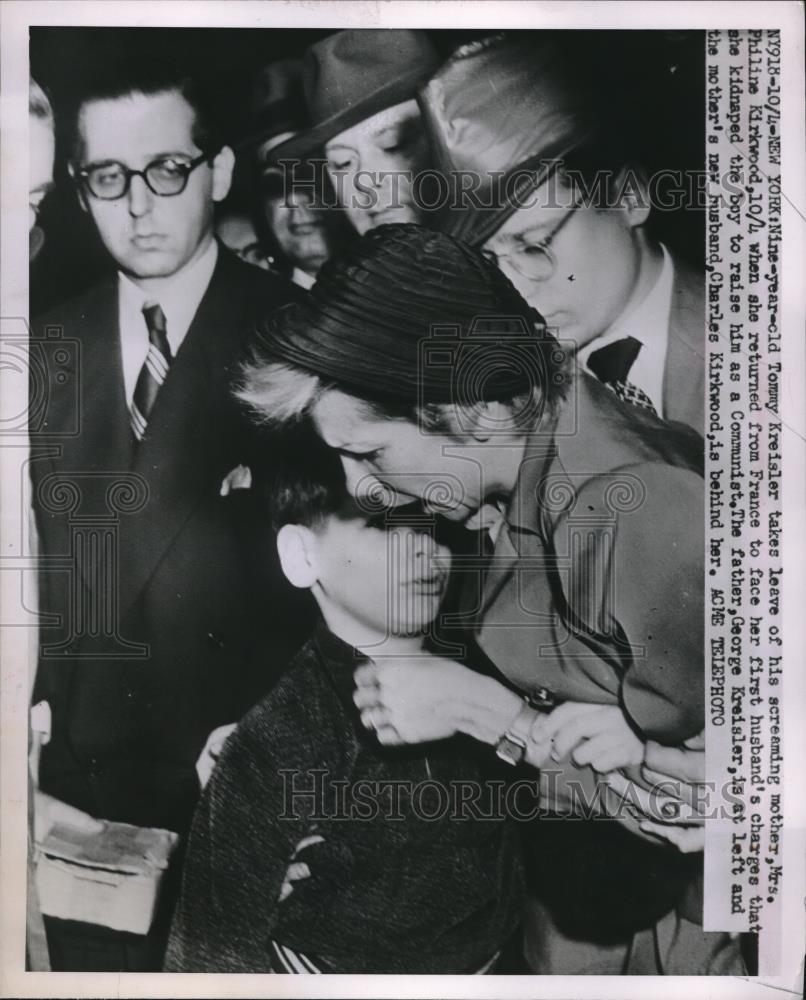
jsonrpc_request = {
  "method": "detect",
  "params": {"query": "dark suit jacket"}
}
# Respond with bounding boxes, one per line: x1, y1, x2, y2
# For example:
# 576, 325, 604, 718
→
663, 258, 704, 434
30, 247, 313, 833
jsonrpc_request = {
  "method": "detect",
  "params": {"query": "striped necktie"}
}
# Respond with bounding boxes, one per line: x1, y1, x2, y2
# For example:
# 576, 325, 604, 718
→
587, 336, 657, 416
130, 302, 171, 441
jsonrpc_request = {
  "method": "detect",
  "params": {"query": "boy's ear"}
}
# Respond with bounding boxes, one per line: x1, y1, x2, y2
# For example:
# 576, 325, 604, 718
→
276, 524, 319, 589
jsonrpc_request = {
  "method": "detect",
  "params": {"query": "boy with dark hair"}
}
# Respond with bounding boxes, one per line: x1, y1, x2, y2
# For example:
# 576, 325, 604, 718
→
164, 430, 524, 974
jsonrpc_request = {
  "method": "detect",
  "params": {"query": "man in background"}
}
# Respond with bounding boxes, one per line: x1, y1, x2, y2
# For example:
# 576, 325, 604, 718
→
420, 34, 705, 434
270, 30, 441, 237
248, 58, 336, 287
30, 56, 308, 970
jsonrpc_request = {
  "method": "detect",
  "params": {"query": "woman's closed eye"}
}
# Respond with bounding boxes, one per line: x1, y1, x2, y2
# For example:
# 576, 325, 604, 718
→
327, 149, 357, 172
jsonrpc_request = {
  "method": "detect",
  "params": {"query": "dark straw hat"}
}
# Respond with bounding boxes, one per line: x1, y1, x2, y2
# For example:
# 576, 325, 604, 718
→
255, 223, 563, 409
268, 30, 441, 162
418, 35, 601, 247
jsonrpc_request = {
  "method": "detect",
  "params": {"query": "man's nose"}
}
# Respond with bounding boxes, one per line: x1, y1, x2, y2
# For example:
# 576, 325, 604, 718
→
127, 173, 153, 217
500, 259, 543, 305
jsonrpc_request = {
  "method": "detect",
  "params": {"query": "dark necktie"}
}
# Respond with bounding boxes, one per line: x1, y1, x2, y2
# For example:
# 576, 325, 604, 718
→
587, 335, 657, 415
130, 302, 171, 441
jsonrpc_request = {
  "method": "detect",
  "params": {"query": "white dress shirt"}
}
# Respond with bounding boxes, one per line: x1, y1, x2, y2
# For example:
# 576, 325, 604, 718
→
117, 239, 218, 406
578, 244, 675, 417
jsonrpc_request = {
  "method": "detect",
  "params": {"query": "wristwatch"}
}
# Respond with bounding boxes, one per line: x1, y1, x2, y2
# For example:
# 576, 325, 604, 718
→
494, 688, 556, 766
494, 699, 535, 766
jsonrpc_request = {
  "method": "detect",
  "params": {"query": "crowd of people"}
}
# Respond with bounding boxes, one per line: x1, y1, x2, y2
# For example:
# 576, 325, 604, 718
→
26, 28, 751, 977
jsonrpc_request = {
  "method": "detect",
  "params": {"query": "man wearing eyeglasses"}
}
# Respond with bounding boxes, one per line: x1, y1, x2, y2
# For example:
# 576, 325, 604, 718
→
29, 58, 308, 971
420, 34, 704, 435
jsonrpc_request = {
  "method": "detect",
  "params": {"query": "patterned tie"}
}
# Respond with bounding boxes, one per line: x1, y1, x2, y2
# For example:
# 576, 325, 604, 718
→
130, 302, 171, 441
587, 336, 657, 415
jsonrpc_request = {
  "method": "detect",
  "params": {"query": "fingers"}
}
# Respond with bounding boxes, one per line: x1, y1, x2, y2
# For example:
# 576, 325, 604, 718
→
603, 773, 703, 825
537, 701, 601, 743
549, 706, 611, 762
353, 685, 382, 710
354, 663, 380, 689
638, 820, 705, 853
684, 730, 706, 752
643, 739, 705, 784
572, 733, 642, 773
359, 706, 391, 731
375, 725, 404, 746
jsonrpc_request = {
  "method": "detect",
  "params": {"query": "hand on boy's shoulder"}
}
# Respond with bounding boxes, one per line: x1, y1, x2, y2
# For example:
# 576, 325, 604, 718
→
353, 656, 471, 745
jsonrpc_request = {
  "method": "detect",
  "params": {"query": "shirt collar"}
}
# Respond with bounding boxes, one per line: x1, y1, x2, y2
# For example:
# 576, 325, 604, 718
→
313, 618, 370, 716
117, 238, 218, 355
578, 243, 674, 362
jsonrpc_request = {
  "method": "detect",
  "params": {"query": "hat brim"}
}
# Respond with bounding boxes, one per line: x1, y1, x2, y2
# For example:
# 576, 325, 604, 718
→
437, 138, 591, 247
266, 66, 434, 163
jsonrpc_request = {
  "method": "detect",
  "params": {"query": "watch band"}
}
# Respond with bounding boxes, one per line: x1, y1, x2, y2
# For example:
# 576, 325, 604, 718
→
494, 698, 536, 766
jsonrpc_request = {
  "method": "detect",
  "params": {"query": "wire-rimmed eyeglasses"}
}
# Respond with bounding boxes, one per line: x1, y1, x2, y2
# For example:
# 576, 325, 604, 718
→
482, 201, 580, 282
76, 152, 212, 200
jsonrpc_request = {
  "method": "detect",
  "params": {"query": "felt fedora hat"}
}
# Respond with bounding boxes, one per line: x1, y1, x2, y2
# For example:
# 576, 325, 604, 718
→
238, 58, 308, 161
268, 29, 441, 162
418, 34, 601, 247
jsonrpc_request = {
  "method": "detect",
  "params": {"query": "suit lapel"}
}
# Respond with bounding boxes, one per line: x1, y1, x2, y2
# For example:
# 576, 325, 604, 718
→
47, 279, 132, 480
119, 256, 241, 616
40, 281, 132, 599
663, 261, 705, 431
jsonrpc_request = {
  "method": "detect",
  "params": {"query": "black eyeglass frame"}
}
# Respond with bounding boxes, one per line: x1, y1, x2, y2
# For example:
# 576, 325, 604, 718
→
76, 151, 214, 201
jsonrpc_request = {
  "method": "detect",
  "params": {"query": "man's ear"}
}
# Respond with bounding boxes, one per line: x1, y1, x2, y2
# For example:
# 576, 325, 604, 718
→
211, 145, 235, 204
276, 524, 320, 589
615, 166, 651, 229
67, 163, 89, 213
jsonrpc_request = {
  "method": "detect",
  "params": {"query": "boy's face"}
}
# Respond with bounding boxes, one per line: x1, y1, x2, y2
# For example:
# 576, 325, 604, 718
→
315, 503, 451, 640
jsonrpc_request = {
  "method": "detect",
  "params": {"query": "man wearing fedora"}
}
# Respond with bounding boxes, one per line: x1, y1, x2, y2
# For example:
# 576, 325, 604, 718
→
419, 34, 705, 436
246, 58, 336, 287
269, 30, 441, 236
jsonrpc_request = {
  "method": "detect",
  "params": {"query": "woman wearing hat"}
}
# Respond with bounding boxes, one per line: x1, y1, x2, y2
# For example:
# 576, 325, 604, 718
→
238, 222, 744, 976
269, 30, 441, 236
